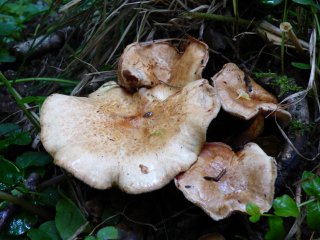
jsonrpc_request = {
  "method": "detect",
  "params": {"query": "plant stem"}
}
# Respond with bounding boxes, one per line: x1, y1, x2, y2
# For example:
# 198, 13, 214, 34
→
312, 8, 320, 38
0, 77, 78, 86
0, 191, 51, 219
281, 0, 289, 74
184, 12, 252, 25
282, 0, 288, 22
0, 72, 41, 131
281, 32, 285, 74
298, 198, 316, 208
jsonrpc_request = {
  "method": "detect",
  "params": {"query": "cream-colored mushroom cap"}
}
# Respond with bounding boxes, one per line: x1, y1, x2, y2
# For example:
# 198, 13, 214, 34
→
40, 79, 221, 194
175, 142, 276, 220
118, 37, 208, 91
212, 63, 291, 123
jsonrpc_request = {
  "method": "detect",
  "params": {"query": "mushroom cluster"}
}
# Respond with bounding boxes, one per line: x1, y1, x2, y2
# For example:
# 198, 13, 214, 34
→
40, 37, 291, 220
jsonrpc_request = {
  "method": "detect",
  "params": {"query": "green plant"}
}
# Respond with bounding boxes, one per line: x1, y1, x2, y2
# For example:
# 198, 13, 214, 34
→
288, 119, 314, 133
246, 171, 320, 239
254, 72, 303, 97
84, 226, 121, 240
0, 0, 50, 62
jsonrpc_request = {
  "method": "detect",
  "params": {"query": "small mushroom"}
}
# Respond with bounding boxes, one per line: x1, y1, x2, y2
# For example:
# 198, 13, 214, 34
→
211, 63, 291, 123
175, 142, 276, 220
118, 37, 208, 91
40, 79, 221, 194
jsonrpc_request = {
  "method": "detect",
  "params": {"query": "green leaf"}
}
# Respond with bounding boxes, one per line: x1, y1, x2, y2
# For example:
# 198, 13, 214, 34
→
38, 187, 61, 207
0, 157, 22, 186
28, 221, 61, 240
249, 215, 261, 223
265, 216, 285, 240
260, 0, 283, 6
306, 201, 320, 230
246, 203, 261, 215
0, 48, 16, 63
0, 132, 32, 149
97, 226, 120, 240
55, 197, 88, 240
292, 0, 315, 6
3, 3, 48, 19
0, 22, 18, 36
40, 221, 61, 240
291, 62, 311, 70
7, 211, 37, 236
85, 236, 97, 240
16, 151, 52, 169
0, 123, 20, 136
21, 96, 47, 105
246, 203, 261, 223
28, 229, 53, 240
11, 132, 32, 145
273, 194, 299, 217
302, 171, 320, 198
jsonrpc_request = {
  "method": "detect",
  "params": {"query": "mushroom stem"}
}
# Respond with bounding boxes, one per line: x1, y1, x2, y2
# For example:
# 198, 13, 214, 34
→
228, 113, 265, 149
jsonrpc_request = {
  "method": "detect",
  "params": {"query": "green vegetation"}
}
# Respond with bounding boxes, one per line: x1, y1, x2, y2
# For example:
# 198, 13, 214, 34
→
247, 171, 320, 239
0, 0, 51, 62
288, 119, 314, 133
254, 72, 303, 97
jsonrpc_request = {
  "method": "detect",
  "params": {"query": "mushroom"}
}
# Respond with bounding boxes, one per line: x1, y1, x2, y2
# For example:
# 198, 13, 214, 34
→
40, 79, 221, 194
118, 37, 208, 92
211, 63, 291, 147
211, 63, 291, 123
175, 142, 276, 220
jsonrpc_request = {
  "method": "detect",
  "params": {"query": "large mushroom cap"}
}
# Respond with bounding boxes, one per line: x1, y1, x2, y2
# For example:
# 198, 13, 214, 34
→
118, 37, 208, 91
40, 79, 221, 194
175, 142, 277, 220
212, 63, 291, 123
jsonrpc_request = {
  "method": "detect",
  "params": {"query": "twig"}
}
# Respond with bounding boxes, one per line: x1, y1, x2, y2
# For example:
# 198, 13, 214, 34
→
37, 174, 69, 190
12, 27, 73, 59
0, 191, 51, 219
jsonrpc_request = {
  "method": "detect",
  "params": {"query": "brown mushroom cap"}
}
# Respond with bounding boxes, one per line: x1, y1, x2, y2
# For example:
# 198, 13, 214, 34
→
40, 79, 221, 194
175, 142, 276, 220
212, 63, 291, 123
118, 37, 208, 91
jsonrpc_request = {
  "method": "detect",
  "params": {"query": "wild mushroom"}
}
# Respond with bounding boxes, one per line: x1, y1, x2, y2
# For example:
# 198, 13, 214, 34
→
118, 37, 208, 92
175, 142, 277, 220
211, 63, 291, 147
211, 63, 291, 123
40, 79, 221, 194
